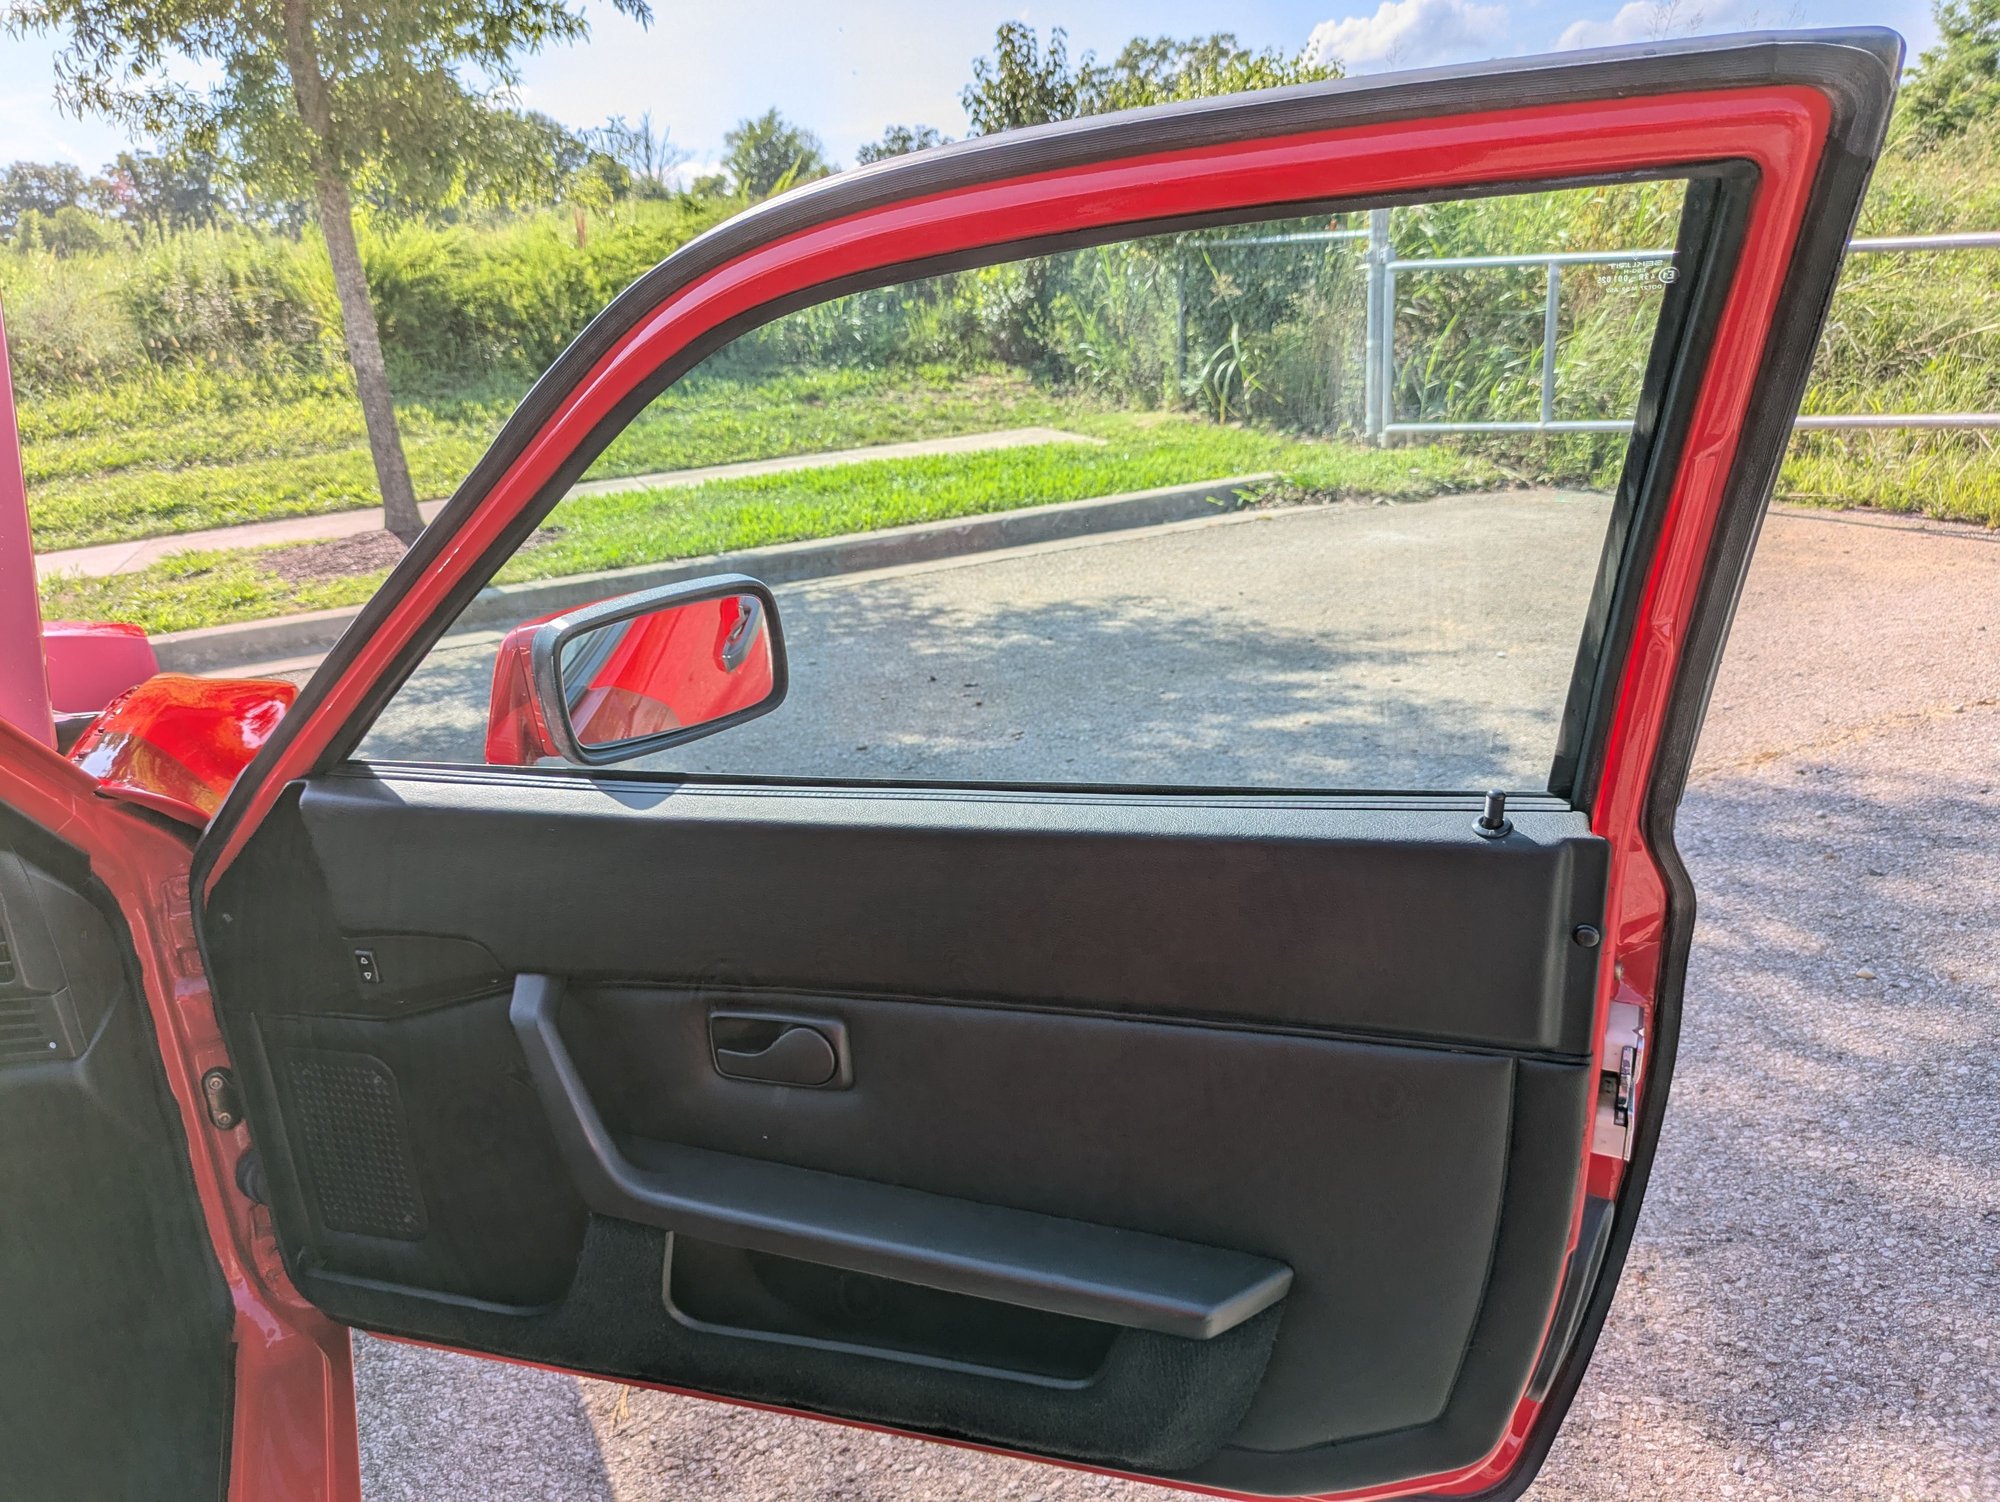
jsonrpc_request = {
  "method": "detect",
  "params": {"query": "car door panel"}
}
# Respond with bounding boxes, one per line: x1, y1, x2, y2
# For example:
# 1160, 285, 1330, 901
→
203, 771, 1600, 1490
159, 31, 1897, 1502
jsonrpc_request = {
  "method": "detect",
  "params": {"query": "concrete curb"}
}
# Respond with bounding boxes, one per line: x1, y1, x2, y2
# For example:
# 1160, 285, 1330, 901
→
151, 474, 1273, 673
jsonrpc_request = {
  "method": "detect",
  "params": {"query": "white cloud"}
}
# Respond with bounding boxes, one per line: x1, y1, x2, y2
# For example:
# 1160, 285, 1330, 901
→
1307, 0, 1513, 74
1557, 1, 1774, 51
669, 158, 728, 190
0, 92, 130, 166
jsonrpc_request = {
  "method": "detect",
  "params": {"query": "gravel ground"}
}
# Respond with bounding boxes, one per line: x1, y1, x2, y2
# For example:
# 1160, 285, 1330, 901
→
357, 503, 1999, 1502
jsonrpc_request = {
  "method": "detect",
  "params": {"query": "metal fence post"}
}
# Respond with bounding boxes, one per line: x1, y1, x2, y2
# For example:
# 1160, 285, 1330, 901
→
1173, 243, 1188, 409
1195, 227, 2000, 440
1540, 263, 1561, 425
1363, 209, 1390, 442
1381, 259, 1397, 442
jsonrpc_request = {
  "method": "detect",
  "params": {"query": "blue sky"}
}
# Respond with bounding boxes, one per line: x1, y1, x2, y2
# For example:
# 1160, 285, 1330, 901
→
0, 1, 1937, 177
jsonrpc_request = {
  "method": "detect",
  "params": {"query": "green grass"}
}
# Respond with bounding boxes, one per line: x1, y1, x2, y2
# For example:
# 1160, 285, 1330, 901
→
40, 412, 1500, 634
39, 547, 392, 635
505, 411, 1495, 582
22, 363, 1073, 552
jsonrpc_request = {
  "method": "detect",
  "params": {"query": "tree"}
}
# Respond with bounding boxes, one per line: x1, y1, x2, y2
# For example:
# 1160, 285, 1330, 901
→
456, 110, 606, 216
856, 124, 950, 165
591, 112, 687, 197
1900, 1, 2000, 144
962, 23, 1088, 134
1089, 33, 1339, 111
722, 109, 834, 200
0, 161, 86, 237
961, 25, 1339, 138
10, 0, 650, 544
91, 148, 227, 234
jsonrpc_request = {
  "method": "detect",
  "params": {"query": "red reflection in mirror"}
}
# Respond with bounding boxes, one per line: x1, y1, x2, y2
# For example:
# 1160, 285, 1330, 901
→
563, 593, 773, 748
485, 590, 776, 766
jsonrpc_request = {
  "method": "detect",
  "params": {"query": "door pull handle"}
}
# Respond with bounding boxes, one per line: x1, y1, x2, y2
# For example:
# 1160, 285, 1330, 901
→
709, 1011, 850, 1088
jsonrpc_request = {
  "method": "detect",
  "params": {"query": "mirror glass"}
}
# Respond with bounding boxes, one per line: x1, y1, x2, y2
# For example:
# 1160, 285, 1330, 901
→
557, 592, 776, 751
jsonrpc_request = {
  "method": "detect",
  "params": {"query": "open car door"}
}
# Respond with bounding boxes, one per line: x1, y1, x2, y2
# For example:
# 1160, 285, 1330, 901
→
0, 29, 1897, 1502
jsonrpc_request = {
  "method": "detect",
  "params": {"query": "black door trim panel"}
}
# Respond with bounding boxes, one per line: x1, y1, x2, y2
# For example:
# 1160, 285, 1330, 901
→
512, 973, 1293, 1339
271, 770, 1609, 1058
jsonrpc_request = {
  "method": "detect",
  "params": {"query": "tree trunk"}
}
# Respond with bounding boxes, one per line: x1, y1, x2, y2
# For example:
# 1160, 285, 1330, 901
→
312, 171, 423, 542
282, 0, 425, 545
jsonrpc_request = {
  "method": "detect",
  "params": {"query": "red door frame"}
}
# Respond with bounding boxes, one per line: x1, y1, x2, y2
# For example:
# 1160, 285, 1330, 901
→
3, 54, 1879, 1502
0, 720, 359, 1500
0, 307, 54, 749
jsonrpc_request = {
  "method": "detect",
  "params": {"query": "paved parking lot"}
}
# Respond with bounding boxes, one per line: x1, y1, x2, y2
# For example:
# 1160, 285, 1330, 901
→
357, 497, 1999, 1501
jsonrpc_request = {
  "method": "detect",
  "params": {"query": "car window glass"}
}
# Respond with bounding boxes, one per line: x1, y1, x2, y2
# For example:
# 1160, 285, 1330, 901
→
358, 179, 1690, 790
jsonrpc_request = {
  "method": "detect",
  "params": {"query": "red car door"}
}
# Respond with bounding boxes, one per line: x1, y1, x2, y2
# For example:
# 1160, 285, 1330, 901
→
0, 29, 1897, 1502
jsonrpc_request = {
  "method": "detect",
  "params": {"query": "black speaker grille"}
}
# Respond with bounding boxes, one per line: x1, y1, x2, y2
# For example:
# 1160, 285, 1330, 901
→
0, 993, 55, 1063
284, 1049, 427, 1240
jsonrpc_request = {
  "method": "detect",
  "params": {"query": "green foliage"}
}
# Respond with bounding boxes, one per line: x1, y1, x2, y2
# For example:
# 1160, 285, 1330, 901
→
1899, 1, 2000, 146
0, 161, 86, 236
0, 253, 144, 385
722, 110, 834, 200
962, 24, 1089, 133
855, 125, 950, 166
0, 196, 734, 406
9, 0, 653, 219
117, 228, 326, 369
956, 25, 1340, 377
14, 204, 129, 259
449, 109, 622, 216
588, 113, 684, 197
962, 25, 1340, 135
1089, 32, 1342, 109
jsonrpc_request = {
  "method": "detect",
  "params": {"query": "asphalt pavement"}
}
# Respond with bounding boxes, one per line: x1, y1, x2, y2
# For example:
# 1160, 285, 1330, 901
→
356, 494, 2000, 1502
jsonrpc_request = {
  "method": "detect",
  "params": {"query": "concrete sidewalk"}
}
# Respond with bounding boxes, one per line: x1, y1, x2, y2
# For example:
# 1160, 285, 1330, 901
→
31, 426, 1101, 582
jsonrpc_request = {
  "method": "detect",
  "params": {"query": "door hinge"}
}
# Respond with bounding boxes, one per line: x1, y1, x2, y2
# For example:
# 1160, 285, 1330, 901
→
1591, 1001, 1645, 1160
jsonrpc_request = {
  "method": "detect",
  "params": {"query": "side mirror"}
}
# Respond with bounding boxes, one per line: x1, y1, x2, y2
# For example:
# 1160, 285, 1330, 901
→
485, 576, 786, 767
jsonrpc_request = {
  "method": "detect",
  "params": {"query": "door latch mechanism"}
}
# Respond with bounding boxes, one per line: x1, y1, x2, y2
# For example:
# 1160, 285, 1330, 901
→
1591, 1002, 1645, 1160
201, 1067, 244, 1131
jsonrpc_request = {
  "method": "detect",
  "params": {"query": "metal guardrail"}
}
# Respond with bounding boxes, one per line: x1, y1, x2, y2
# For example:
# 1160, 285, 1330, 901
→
1199, 223, 2000, 441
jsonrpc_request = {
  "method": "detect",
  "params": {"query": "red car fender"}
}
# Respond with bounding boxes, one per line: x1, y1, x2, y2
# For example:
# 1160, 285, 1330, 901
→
68, 675, 298, 828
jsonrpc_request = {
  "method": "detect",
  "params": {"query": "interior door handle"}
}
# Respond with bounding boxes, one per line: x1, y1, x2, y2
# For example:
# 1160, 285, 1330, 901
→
508, 974, 1292, 1339
712, 1016, 843, 1087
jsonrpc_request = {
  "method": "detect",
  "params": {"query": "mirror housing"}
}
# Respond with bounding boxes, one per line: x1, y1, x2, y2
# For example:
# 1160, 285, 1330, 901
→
484, 576, 785, 768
